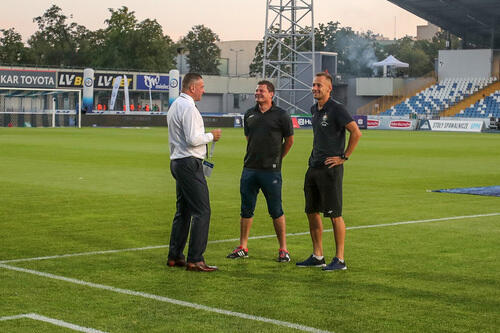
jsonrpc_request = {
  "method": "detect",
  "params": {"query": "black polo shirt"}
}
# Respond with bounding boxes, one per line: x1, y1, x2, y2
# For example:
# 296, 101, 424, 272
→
309, 99, 353, 168
243, 103, 294, 170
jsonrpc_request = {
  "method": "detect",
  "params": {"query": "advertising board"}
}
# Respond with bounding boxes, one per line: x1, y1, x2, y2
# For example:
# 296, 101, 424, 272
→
0, 69, 56, 88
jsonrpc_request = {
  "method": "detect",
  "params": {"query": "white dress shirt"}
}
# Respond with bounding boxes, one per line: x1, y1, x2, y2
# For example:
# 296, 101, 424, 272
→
167, 93, 214, 160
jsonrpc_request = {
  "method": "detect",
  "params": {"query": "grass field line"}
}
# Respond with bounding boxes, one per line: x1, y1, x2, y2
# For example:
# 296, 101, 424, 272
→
0, 264, 332, 333
0, 313, 108, 333
345, 212, 500, 229
1, 212, 498, 265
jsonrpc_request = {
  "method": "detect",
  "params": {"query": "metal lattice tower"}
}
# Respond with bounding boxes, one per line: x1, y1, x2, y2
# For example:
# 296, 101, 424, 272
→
263, 0, 315, 114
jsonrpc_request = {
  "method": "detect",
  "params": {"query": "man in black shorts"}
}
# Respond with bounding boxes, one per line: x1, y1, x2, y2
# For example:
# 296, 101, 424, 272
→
226, 80, 294, 262
296, 72, 362, 271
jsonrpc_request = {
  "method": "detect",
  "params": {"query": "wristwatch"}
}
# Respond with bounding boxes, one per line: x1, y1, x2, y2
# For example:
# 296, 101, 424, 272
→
341, 153, 348, 160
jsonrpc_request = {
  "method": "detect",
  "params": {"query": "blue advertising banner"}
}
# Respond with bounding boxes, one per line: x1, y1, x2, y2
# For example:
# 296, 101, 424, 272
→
353, 115, 367, 129
136, 74, 170, 91
418, 119, 431, 130
234, 116, 243, 128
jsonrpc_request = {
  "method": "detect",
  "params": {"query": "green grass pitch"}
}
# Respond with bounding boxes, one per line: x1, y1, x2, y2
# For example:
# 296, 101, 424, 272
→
0, 127, 499, 332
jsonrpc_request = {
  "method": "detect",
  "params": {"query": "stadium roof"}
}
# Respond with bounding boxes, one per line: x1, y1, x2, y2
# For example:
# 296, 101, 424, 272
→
387, 0, 500, 48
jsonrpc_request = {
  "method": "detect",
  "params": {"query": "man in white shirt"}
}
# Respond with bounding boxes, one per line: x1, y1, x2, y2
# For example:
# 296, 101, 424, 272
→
167, 73, 221, 272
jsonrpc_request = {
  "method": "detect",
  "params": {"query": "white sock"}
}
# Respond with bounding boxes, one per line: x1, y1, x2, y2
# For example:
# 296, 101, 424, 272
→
338, 258, 345, 263
312, 254, 324, 260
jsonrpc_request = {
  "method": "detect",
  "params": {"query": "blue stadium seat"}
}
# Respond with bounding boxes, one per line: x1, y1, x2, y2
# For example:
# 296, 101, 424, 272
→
455, 89, 500, 118
382, 77, 495, 117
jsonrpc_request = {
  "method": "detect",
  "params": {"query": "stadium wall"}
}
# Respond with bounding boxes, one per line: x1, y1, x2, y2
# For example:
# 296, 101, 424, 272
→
79, 113, 242, 128
492, 51, 500, 78
346, 78, 379, 115
438, 49, 493, 80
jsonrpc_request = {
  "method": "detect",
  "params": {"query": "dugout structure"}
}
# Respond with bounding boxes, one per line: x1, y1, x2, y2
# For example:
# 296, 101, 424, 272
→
0, 87, 81, 128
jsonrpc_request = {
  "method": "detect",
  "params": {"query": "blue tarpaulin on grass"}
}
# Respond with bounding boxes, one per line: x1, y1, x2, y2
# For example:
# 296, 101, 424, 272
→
433, 186, 500, 197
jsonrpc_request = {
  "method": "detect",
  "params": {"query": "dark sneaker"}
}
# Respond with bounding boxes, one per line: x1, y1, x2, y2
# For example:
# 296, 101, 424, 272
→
296, 254, 326, 267
322, 257, 347, 271
277, 249, 290, 262
226, 246, 248, 259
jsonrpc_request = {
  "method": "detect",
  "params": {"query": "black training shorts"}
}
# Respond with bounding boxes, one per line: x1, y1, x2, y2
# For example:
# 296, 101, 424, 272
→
240, 168, 284, 219
304, 164, 343, 218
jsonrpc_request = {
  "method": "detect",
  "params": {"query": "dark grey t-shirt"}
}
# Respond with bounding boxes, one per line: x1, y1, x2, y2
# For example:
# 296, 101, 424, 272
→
309, 99, 353, 168
243, 103, 294, 170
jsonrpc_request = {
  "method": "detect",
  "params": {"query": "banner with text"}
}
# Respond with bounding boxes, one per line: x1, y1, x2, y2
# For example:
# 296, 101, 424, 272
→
427, 120, 484, 132
367, 116, 417, 130
0, 69, 56, 88
57, 71, 133, 89
136, 74, 170, 91
291, 116, 313, 128
353, 115, 367, 129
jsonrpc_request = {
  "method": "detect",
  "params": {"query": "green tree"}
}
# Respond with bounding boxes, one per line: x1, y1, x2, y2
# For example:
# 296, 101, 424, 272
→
380, 30, 462, 77
384, 36, 434, 77
93, 6, 138, 69
249, 27, 290, 77
250, 21, 383, 78
94, 7, 176, 71
320, 22, 382, 77
130, 19, 176, 71
431, 30, 461, 54
249, 26, 317, 77
27, 5, 81, 66
182, 25, 221, 75
62, 25, 104, 68
249, 41, 265, 77
0, 28, 28, 64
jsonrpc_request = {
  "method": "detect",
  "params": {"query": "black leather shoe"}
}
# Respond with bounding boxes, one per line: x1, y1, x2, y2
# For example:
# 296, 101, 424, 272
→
186, 261, 218, 272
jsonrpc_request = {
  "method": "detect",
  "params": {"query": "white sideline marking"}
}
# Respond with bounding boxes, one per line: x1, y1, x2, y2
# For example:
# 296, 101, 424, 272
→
0, 313, 107, 333
0, 314, 27, 321
0, 264, 332, 333
0, 212, 498, 332
1, 212, 498, 264
0, 245, 171, 264
346, 212, 500, 230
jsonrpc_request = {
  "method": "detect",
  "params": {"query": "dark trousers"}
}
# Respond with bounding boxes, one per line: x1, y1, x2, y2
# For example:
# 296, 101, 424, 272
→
168, 157, 211, 263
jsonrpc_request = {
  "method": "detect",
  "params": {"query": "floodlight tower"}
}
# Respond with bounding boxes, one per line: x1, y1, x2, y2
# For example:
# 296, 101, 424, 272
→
263, 0, 315, 114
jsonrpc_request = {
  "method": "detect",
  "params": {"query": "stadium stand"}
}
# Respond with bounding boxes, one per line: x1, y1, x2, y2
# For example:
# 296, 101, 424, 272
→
387, 0, 500, 49
456, 90, 500, 118
381, 77, 497, 117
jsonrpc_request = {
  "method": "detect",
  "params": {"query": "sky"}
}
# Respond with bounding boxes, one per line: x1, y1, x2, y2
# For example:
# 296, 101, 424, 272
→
0, 0, 427, 42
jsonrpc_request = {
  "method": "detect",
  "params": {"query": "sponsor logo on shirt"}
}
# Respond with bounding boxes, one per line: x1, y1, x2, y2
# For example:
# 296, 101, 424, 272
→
321, 114, 329, 127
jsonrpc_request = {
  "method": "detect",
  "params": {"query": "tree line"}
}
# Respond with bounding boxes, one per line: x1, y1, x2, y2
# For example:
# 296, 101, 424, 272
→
1, 6, 460, 78
249, 21, 461, 78
0, 5, 222, 74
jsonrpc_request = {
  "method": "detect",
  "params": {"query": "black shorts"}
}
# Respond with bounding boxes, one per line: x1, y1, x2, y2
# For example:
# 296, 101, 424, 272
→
240, 168, 284, 219
304, 165, 343, 218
